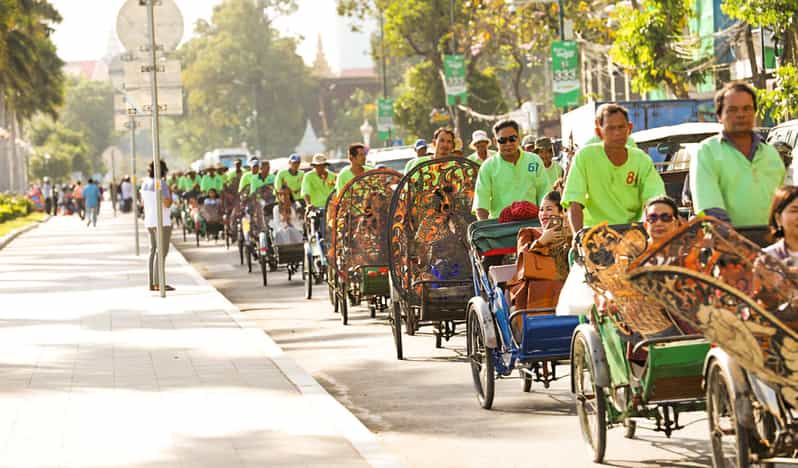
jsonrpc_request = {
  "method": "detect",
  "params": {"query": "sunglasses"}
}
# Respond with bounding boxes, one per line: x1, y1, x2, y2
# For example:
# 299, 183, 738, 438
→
645, 213, 675, 224
497, 135, 518, 144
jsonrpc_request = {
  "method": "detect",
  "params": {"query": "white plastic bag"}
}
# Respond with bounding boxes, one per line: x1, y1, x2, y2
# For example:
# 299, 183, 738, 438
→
555, 263, 595, 316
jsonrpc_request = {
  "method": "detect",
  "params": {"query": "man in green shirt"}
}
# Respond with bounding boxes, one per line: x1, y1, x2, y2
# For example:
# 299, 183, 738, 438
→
337, 143, 373, 191
238, 158, 260, 194
473, 120, 549, 220
274, 153, 304, 201
249, 160, 273, 196
404, 127, 455, 174
183, 170, 201, 195
226, 159, 244, 182
200, 166, 223, 194
534, 137, 563, 190
563, 103, 666, 232
467, 129, 495, 166
302, 154, 337, 208
689, 81, 785, 226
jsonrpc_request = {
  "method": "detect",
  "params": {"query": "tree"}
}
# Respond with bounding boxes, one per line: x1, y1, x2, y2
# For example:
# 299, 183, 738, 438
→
165, 0, 316, 161
758, 64, 798, 122
0, 0, 64, 122
722, 0, 798, 66
27, 116, 90, 182
60, 77, 114, 172
609, 0, 711, 98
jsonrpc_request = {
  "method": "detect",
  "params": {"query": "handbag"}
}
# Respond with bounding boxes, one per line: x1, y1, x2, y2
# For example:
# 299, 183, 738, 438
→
521, 250, 558, 280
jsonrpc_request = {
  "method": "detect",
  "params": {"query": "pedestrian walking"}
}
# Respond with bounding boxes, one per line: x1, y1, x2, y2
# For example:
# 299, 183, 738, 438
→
42, 177, 54, 215
82, 179, 101, 227
73, 181, 85, 220
120, 176, 134, 213
141, 160, 175, 291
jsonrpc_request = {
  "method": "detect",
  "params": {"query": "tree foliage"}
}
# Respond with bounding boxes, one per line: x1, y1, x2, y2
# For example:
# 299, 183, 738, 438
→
0, 0, 64, 122
60, 77, 114, 171
27, 115, 90, 182
610, 0, 710, 98
165, 0, 316, 161
758, 64, 798, 122
722, 0, 798, 65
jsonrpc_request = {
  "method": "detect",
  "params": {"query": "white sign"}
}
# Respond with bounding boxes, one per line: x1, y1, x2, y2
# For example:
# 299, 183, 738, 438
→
116, 0, 184, 53
114, 111, 151, 132
123, 60, 182, 89
116, 87, 183, 116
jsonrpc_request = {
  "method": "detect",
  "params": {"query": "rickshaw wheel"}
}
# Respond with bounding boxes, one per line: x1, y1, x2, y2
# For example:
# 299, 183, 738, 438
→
391, 300, 403, 360
339, 289, 349, 325
468, 310, 495, 410
238, 236, 244, 265
435, 324, 443, 349
623, 419, 637, 439
246, 244, 253, 273
182, 222, 187, 241
225, 227, 230, 249
195, 228, 200, 247
707, 360, 753, 468
572, 332, 607, 463
305, 253, 313, 300
259, 255, 268, 287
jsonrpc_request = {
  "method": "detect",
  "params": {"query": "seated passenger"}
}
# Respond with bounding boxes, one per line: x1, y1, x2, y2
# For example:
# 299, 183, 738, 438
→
507, 192, 571, 340
764, 186, 798, 264
271, 188, 303, 245
200, 188, 222, 224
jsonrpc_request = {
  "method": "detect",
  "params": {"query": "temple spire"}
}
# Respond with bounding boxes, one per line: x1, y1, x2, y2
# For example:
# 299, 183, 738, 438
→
312, 33, 333, 77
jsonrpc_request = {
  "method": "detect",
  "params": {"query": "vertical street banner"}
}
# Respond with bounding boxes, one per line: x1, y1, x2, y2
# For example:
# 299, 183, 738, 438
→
376, 98, 394, 141
443, 55, 468, 106
551, 41, 581, 108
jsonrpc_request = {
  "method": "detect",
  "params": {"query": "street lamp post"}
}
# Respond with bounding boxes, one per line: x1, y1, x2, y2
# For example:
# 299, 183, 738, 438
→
360, 119, 373, 147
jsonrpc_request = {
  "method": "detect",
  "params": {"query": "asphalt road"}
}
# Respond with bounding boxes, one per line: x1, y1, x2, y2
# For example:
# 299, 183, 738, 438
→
174, 235, 716, 468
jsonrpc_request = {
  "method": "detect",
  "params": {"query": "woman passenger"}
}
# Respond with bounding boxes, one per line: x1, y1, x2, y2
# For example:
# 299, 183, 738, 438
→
764, 186, 798, 264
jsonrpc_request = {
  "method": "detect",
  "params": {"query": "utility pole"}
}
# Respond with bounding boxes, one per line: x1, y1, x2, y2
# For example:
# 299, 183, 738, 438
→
145, 0, 166, 298
380, 9, 391, 147
449, 0, 460, 138
130, 116, 140, 256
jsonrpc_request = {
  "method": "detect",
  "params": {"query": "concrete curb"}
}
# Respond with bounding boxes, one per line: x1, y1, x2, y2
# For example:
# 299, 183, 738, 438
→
169, 242, 404, 468
0, 215, 50, 251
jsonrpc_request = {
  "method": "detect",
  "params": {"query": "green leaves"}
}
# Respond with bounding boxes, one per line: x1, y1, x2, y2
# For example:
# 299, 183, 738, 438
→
757, 64, 798, 122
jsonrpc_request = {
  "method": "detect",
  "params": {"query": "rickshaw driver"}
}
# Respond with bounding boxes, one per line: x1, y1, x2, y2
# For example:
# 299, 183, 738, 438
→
301, 154, 336, 209
336, 143, 373, 192
473, 119, 549, 220
563, 103, 666, 233
248, 160, 273, 198
200, 166, 223, 195
226, 159, 244, 184
238, 157, 261, 195
689, 81, 784, 226
403, 127, 455, 174
535, 137, 563, 190
274, 154, 304, 201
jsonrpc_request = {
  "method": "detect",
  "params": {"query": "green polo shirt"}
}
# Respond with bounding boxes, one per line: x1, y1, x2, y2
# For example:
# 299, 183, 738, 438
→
467, 151, 496, 167
336, 165, 374, 192
404, 156, 430, 174
301, 170, 337, 208
562, 144, 665, 226
249, 174, 273, 196
225, 170, 244, 183
545, 162, 564, 188
584, 135, 638, 148
200, 174, 223, 193
690, 134, 785, 226
182, 176, 201, 192
473, 151, 549, 219
238, 172, 258, 193
274, 169, 303, 199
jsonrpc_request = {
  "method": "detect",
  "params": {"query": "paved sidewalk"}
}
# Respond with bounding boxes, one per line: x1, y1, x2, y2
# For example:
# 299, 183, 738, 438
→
0, 208, 393, 468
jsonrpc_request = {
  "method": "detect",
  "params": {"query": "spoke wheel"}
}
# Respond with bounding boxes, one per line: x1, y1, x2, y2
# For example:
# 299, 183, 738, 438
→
522, 370, 533, 393
305, 253, 313, 300
391, 300, 403, 360
340, 286, 349, 325
468, 310, 495, 409
246, 244, 253, 273
573, 332, 607, 463
707, 360, 753, 468
259, 254, 268, 287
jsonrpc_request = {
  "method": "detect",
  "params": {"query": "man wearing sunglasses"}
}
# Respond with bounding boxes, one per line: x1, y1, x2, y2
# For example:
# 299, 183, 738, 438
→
473, 119, 549, 220
689, 81, 784, 226
562, 103, 665, 233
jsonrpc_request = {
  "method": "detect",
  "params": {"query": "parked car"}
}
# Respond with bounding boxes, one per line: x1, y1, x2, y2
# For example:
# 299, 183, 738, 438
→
367, 146, 415, 173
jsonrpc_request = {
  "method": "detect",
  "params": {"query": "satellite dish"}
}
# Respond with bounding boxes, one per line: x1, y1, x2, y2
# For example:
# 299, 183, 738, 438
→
116, 0, 184, 53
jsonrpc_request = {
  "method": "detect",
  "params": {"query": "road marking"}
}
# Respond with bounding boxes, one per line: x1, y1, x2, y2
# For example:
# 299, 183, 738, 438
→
170, 241, 404, 468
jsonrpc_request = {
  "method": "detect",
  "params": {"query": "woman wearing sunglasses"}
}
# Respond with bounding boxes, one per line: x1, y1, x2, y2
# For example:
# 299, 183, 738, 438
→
643, 195, 681, 246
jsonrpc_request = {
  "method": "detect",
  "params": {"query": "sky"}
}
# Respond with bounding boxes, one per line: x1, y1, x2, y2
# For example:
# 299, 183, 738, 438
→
49, 0, 372, 72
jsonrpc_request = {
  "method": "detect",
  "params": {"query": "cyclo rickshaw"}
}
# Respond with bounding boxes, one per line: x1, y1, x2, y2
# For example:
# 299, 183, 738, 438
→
627, 218, 798, 467
570, 222, 710, 463
466, 218, 579, 409
221, 176, 242, 250
194, 195, 224, 246
264, 189, 305, 283
324, 190, 338, 310
241, 183, 275, 286
387, 158, 479, 358
303, 202, 328, 300
329, 168, 401, 325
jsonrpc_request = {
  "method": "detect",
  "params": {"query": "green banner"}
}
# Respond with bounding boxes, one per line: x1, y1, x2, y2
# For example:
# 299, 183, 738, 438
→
551, 41, 581, 108
376, 98, 394, 141
443, 55, 468, 106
